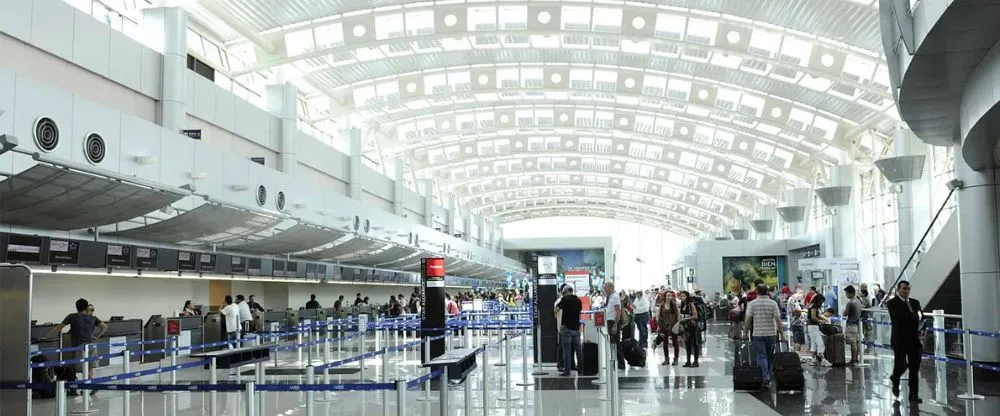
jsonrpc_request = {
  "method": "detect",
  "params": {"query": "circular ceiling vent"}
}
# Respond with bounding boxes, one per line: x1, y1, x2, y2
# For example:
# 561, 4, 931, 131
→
363, 219, 370, 233
83, 133, 105, 164
352, 216, 360, 232
275, 191, 286, 211
255, 185, 267, 207
33, 117, 60, 152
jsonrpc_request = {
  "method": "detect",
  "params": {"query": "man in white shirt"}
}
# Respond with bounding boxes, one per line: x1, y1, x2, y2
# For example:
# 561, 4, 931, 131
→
633, 292, 651, 348
220, 295, 241, 350
236, 294, 253, 340
744, 286, 783, 385
603, 282, 625, 370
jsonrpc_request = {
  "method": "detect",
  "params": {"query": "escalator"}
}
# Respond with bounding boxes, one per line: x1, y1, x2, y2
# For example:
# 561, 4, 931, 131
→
907, 211, 959, 312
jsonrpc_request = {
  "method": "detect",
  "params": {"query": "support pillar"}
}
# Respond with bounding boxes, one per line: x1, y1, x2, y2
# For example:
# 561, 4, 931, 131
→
447, 194, 459, 236
393, 156, 405, 216
142, 7, 187, 132
894, 130, 931, 275
266, 82, 298, 175
477, 216, 487, 247
778, 188, 812, 238
463, 212, 474, 243
816, 164, 856, 259
751, 204, 776, 240
346, 128, 363, 200
419, 179, 435, 228
954, 143, 1000, 362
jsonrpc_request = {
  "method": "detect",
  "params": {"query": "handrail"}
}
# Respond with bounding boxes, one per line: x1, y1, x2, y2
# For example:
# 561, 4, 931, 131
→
882, 185, 958, 307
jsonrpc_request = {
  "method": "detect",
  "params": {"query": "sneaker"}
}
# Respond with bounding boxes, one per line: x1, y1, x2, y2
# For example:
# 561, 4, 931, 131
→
559, 372, 570, 377
682, 362, 692, 368
660, 361, 670, 366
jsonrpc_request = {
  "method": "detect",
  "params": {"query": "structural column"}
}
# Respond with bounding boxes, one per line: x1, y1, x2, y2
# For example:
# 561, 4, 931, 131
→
142, 7, 187, 132
463, 212, 474, 243
447, 194, 459, 236
751, 204, 776, 240
419, 179, 435, 228
477, 216, 487, 247
816, 164, 856, 258
346, 128, 363, 200
954, 143, 1000, 362
265, 82, 299, 174
895, 130, 931, 269
778, 188, 812, 238
392, 156, 405, 216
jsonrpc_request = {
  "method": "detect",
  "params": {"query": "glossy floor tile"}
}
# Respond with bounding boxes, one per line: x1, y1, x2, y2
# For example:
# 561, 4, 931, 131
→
30, 326, 1000, 415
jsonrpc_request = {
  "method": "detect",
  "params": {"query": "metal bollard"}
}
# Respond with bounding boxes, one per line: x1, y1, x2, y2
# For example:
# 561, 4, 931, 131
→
307, 326, 314, 365
122, 350, 131, 416
592, 334, 607, 386
464, 362, 473, 416
255, 361, 267, 415
382, 348, 391, 416
169, 337, 178, 386
957, 329, 985, 400
56, 380, 67, 416
516, 331, 533, 387
297, 329, 304, 365
481, 344, 490, 416
72, 343, 96, 415
495, 335, 507, 367
245, 382, 256, 416
337, 323, 344, 359
532, 324, 548, 376
358, 328, 366, 371
416, 337, 434, 402
498, 336, 518, 402
439, 365, 450, 415
209, 357, 218, 416
609, 340, 620, 416
306, 365, 315, 416
395, 379, 407, 416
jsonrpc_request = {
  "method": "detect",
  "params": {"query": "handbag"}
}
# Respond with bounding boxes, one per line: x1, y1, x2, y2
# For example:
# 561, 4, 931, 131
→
820, 323, 842, 336
671, 321, 683, 335
649, 317, 658, 333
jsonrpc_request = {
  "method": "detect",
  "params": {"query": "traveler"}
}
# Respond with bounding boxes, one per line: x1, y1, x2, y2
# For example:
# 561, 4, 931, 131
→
306, 294, 321, 309
333, 295, 345, 315
744, 286, 783, 385
220, 295, 240, 349
678, 291, 701, 367
236, 295, 253, 336
45, 298, 109, 382
633, 291, 651, 348
858, 284, 873, 342
388, 295, 402, 317
806, 294, 830, 365
787, 292, 807, 353
179, 300, 196, 317
248, 295, 265, 313
656, 291, 681, 366
362, 296, 370, 305
842, 286, 863, 364
886, 280, 923, 403
603, 281, 626, 370
555, 285, 583, 376
873, 284, 887, 305
354, 293, 364, 306
804, 286, 817, 306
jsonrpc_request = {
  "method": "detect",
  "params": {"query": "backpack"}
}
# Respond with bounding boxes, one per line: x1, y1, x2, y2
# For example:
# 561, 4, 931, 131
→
691, 298, 709, 331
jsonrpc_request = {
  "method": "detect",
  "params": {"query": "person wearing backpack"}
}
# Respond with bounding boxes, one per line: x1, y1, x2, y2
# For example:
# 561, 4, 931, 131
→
678, 291, 702, 367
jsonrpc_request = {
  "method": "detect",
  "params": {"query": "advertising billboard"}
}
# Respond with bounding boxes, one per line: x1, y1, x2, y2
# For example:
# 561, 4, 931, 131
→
514, 248, 605, 292
722, 256, 787, 294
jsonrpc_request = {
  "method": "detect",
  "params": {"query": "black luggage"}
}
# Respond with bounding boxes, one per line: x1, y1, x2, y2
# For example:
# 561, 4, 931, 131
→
824, 333, 847, 366
732, 340, 762, 391
772, 341, 804, 391
581, 342, 600, 376
621, 339, 646, 367
30, 355, 56, 399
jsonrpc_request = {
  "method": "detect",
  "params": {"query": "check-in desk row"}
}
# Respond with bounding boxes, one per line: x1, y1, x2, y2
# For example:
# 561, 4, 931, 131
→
31, 318, 143, 366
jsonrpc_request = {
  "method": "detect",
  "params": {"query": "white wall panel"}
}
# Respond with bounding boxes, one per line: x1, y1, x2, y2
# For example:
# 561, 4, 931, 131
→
71, 9, 111, 78
108, 31, 142, 92
11, 74, 74, 161
232, 99, 272, 148
0, 0, 33, 41
119, 114, 162, 182
298, 163, 349, 195
188, 116, 278, 167
70, 95, 122, 172
29, 0, 74, 62
189, 75, 217, 121
362, 191, 393, 213
31, 274, 209, 324
138, 47, 162, 99
220, 152, 252, 207
286, 283, 423, 310
361, 166, 393, 200
192, 144, 226, 198
0, 69, 16, 176
213, 86, 238, 132
159, 130, 195, 186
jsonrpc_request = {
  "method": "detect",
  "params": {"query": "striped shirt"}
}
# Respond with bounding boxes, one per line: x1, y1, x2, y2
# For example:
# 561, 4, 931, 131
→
745, 297, 781, 337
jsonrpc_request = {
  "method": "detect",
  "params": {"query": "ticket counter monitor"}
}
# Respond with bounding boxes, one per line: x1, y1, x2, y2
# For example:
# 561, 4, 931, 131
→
420, 257, 446, 365
0, 265, 32, 415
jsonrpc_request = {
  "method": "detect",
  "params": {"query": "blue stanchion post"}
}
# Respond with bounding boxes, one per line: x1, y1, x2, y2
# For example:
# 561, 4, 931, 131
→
395, 379, 406, 416
245, 382, 256, 416
306, 365, 315, 416
56, 380, 67, 416
481, 343, 490, 416
72, 343, 96, 415
122, 350, 131, 416
958, 329, 985, 400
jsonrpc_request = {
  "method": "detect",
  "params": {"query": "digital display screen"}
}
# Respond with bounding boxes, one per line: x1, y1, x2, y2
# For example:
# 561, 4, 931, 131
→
6, 234, 43, 263
316, 264, 327, 278
231, 256, 246, 274
272, 260, 285, 277
48, 239, 79, 264
305, 263, 317, 278
247, 258, 262, 276
285, 261, 298, 277
106, 244, 132, 267
135, 247, 158, 268
199, 254, 216, 272
423, 257, 446, 279
177, 251, 198, 271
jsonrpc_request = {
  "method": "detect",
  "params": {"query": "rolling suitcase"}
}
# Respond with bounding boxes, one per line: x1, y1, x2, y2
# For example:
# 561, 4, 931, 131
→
621, 339, 646, 367
581, 342, 600, 376
772, 341, 804, 391
824, 333, 847, 366
732, 340, 762, 391
30, 355, 56, 399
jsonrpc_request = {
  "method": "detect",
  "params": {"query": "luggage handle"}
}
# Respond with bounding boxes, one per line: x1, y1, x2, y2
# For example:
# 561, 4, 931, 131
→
774, 340, 791, 353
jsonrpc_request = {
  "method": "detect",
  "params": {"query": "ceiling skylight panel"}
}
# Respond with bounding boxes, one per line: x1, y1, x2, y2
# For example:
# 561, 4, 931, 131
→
628, 143, 646, 158
843, 55, 876, 83
405, 10, 435, 36
653, 118, 673, 136
595, 138, 613, 153
752, 142, 774, 161
424, 73, 448, 95
593, 70, 617, 91
755, 122, 782, 135
574, 109, 595, 127
476, 111, 495, 129
799, 74, 833, 92
772, 147, 794, 168
634, 114, 655, 133
515, 109, 535, 127
738, 94, 764, 116
666, 79, 691, 101
536, 108, 554, 126
748, 29, 780, 57
744, 171, 764, 188
715, 88, 741, 111
693, 125, 714, 146
468, 6, 497, 30
645, 145, 663, 160
596, 158, 612, 172
685, 18, 718, 45
787, 108, 814, 132
778, 37, 812, 66
448, 71, 471, 91
530, 35, 560, 48
728, 165, 748, 182
654, 14, 686, 40
569, 69, 594, 89
441, 37, 472, 51
597, 176, 611, 185
668, 171, 684, 185
811, 116, 838, 140
521, 68, 544, 88
284, 29, 314, 56
678, 151, 697, 168
497, 68, 519, 89
314, 23, 344, 49
695, 155, 715, 172
375, 14, 405, 40
622, 40, 652, 54
639, 165, 655, 177
499, 5, 527, 30
562, 6, 591, 30
641, 75, 667, 97
592, 7, 623, 33
353, 85, 377, 107
713, 130, 735, 150
594, 110, 613, 128
527, 136, 544, 151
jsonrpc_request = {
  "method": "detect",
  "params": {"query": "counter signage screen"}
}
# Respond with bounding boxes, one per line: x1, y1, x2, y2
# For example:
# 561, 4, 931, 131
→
247, 258, 262, 275
106, 244, 132, 267
231, 256, 246, 273
135, 247, 158, 268
48, 239, 80, 264
285, 261, 298, 277
177, 251, 198, 271
423, 257, 446, 279
305, 263, 317, 278
272, 260, 286, 277
315, 264, 327, 278
199, 254, 217, 272
6, 234, 43, 263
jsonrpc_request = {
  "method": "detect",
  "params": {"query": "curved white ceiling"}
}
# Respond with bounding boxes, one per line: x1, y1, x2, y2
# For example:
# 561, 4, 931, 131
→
186, 0, 893, 237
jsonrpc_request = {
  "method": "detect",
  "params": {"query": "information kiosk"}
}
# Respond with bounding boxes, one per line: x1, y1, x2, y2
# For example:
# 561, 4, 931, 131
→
421, 257, 446, 364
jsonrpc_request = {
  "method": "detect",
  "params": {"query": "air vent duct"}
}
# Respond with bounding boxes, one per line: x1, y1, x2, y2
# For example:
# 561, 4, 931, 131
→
275, 191, 286, 211
33, 117, 59, 152
83, 133, 105, 164
256, 185, 267, 207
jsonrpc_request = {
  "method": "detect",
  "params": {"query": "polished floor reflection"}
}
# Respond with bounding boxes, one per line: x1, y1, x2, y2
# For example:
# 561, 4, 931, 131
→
29, 326, 1000, 415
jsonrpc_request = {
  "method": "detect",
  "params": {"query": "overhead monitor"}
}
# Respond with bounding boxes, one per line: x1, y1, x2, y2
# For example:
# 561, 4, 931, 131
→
231, 256, 246, 274
135, 247, 158, 268
198, 253, 217, 273
177, 251, 198, 271
47, 239, 80, 265
5, 234, 44, 263
105, 244, 132, 268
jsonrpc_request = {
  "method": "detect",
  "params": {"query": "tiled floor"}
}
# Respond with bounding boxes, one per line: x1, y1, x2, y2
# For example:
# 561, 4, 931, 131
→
28, 326, 1000, 415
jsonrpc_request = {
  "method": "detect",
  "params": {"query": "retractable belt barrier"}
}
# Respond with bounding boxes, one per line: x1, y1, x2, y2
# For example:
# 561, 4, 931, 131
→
855, 317, 1000, 374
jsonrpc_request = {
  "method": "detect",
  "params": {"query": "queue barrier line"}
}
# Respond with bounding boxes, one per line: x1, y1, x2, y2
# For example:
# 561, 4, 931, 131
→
256, 382, 395, 392
406, 369, 443, 390
87, 360, 211, 384
0, 382, 245, 392
862, 341, 1000, 373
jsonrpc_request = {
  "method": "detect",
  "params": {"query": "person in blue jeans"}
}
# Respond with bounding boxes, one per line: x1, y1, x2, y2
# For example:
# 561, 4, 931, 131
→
743, 285, 784, 385
555, 286, 583, 376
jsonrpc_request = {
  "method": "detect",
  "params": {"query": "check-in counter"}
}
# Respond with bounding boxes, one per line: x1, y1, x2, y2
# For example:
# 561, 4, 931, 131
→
297, 308, 325, 334
30, 323, 64, 362
254, 310, 298, 341
203, 312, 225, 352
142, 316, 204, 362
94, 318, 143, 367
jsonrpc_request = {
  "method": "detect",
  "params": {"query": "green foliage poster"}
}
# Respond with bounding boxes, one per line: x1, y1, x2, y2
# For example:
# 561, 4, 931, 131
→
722, 256, 787, 295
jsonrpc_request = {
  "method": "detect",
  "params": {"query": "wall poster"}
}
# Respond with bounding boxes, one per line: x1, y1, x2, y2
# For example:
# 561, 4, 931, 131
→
722, 256, 787, 294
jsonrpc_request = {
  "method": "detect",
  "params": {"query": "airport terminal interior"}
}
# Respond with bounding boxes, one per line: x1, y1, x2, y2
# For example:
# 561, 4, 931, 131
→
3, 0, 1000, 415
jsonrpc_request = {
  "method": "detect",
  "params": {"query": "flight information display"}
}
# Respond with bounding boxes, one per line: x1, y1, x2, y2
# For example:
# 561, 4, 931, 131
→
47, 239, 80, 264
231, 256, 246, 273
135, 247, 158, 268
106, 244, 132, 267
199, 254, 217, 272
177, 251, 198, 271
6, 234, 43, 263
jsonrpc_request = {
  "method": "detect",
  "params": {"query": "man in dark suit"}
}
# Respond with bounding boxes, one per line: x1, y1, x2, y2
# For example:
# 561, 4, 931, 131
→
885, 280, 923, 403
